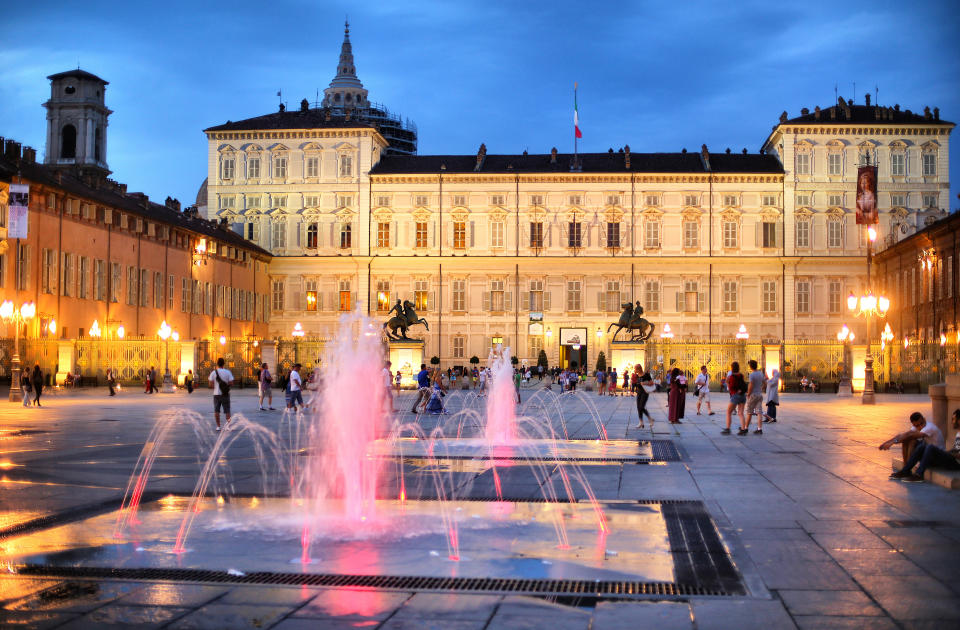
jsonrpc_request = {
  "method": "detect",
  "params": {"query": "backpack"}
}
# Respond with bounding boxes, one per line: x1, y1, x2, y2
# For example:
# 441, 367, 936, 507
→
214, 368, 231, 395
734, 373, 747, 394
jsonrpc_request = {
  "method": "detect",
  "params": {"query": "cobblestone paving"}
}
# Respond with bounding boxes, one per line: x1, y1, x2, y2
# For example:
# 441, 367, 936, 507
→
1, 384, 958, 629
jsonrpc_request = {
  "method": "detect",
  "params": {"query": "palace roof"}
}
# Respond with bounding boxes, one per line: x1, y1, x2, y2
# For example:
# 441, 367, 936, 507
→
778, 101, 953, 127
370, 151, 783, 175
204, 109, 375, 133
46, 69, 108, 84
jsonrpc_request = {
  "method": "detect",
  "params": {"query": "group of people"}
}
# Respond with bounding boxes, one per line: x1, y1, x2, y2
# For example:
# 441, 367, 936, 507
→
884, 410, 960, 482
722, 360, 780, 435
19, 365, 45, 407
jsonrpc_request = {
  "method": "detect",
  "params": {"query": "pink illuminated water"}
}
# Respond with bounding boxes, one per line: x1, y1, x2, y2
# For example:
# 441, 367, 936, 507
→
305, 316, 387, 524
484, 345, 517, 445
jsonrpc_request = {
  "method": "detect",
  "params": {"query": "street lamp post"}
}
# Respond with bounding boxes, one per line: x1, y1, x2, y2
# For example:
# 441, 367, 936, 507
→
158, 320, 175, 393
847, 266, 890, 404
1, 301, 36, 402
837, 324, 855, 394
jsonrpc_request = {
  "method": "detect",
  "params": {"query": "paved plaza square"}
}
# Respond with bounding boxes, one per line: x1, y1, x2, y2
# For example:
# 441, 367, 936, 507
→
1, 386, 959, 629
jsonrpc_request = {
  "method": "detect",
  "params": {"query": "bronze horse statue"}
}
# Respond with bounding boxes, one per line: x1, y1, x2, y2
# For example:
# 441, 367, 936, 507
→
607, 302, 655, 342
383, 300, 429, 340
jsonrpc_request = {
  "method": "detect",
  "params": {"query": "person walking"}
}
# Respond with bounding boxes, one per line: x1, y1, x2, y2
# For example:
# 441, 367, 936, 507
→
106, 367, 116, 396
287, 363, 304, 411
394, 370, 402, 393
513, 368, 522, 403
763, 369, 780, 424
596, 369, 606, 396
383, 360, 395, 412
143, 368, 151, 394
744, 360, 766, 434
258, 363, 275, 410
635, 365, 654, 429
20, 371, 33, 407
723, 362, 747, 435
31, 364, 43, 407
184, 370, 194, 394
667, 367, 683, 424
608, 367, 618, 396
695, 366, 714, 416
208, 358, 234, 431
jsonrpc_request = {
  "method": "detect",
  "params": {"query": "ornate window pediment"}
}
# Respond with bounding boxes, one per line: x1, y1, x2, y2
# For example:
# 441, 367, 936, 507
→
641, 207, 664, 218
333, 141, 357, 151
720, 208, 742, 220
760, 208, 782, 220
794, 207, 814, 218
825, 207, 846, 219
412, 208, 432, 222
301, 207, 323, 218
451, 209, 470, 223
242, 144, 263, 152
826, 139, 847, 148
333, 207, 356, 220
217, 144, 237, 154
891, 207, 910, 219
889, 140, 909, 150
921, 140, 941, 150
603, 208, 624, 223
241, 208, 263, 217
218, 211, 239, 222
565, 208, 585, 222
489, 209, 509, 222
681, 207, 704, 221
268, 143, 289, 152
268, 207, 297, 218
795, 139, 814, 150
373, 208, 393, 222
300, 142, 323, 151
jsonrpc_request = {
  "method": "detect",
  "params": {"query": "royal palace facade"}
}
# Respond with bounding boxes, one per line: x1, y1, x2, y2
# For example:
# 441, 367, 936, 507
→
203, 28, 954, 370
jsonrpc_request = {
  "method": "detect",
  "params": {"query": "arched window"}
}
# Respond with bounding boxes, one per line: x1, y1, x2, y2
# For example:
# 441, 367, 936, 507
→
61, 124, 77, 159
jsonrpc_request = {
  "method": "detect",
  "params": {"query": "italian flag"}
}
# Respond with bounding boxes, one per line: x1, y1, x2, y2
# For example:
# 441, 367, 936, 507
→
574, 83, 582, 138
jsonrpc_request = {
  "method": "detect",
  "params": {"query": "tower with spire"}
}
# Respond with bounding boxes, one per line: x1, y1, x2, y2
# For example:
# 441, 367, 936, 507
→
322, 21, 370, 110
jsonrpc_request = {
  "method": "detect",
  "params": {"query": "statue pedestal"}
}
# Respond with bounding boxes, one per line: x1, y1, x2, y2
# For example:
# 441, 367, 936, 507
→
388, 339, 424, 388
609, 341, 650, 376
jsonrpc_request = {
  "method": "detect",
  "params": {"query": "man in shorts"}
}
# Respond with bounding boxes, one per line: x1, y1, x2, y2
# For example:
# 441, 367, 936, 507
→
744, 360, 766, 434
258, 362, 275, 411
208, 357, 234, 431
694, 365, 714, 415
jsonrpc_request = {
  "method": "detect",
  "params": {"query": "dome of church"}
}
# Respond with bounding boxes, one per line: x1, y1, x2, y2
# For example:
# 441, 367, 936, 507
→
195, 177, 207, 207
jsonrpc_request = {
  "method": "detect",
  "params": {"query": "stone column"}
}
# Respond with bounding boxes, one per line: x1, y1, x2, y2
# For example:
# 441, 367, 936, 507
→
55, 341, 75, 386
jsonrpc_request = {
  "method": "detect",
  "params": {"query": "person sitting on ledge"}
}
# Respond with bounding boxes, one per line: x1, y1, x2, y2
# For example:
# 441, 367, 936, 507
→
880, 411, 945, 479
890, 409, 960, 482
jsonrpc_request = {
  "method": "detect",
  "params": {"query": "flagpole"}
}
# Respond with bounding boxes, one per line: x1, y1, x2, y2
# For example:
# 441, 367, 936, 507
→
573, 82, 579, 171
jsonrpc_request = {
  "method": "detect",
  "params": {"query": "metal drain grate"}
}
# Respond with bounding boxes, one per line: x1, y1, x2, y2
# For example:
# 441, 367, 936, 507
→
15, 565, 730, 597
0, 494, 162, 540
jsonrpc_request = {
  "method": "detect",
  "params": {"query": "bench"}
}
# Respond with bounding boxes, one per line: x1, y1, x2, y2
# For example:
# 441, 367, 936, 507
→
892, 458, 960, 490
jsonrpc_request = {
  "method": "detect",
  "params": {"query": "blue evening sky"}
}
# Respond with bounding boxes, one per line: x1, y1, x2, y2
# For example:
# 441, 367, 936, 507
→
2, 0, 958, 208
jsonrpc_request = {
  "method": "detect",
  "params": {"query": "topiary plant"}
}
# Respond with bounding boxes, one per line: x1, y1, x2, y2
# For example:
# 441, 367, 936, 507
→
430, 356, 440, 366
596, 351, 607, 373
537, 349, 548, 369
510, 355, 519, 366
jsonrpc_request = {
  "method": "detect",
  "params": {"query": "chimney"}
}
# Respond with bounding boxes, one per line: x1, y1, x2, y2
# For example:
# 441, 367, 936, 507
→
814, 106, 821, 121
865, 93, 871, 106
550, 147, 558, 164
4, 140, 22, 160
779, 111, 788, 123
165, 196, 181, 212
624, 144, 631, 169
924, 106, 932, 120
325, 109, 331, 122
894, 104, 900, 111
300, 98, 309, 112
934, 107, 940, 121
119, 183, 127, 195
23, 147, 36, 163
474, 143, 487, 171
279, 103, 285, 112
801, 107, 809, 115
725, 148, 731, 154
742, 148, 748, 154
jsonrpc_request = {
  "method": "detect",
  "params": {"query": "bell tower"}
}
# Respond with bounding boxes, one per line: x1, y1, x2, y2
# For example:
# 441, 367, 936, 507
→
43, 69, 112, 178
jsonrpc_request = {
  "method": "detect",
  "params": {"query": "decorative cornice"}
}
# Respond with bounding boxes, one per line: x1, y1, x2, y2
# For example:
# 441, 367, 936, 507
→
207, 129, 380, 142
370, 173, 783, 185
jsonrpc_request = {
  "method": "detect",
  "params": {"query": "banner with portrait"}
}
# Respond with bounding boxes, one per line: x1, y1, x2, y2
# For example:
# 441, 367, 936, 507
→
855, 166, 878, 225
8, 183, 29, 238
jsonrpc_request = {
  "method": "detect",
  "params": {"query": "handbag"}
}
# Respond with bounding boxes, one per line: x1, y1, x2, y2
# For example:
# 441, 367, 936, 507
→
642, 383, 656, 394
215, 369, 231, 395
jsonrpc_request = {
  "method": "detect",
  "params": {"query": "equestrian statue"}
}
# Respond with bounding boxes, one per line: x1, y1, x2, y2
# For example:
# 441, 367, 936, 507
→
607, 301, 655, 342
383, 299, 429, 340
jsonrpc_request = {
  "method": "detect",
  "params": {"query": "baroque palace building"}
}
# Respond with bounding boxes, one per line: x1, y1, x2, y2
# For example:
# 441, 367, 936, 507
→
204, 27, 954, 369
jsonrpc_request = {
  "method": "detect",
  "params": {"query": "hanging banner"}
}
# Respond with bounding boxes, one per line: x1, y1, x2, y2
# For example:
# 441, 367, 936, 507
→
8, 183, 29, 238
0, 182, 7, 235
855, 166, 878, 225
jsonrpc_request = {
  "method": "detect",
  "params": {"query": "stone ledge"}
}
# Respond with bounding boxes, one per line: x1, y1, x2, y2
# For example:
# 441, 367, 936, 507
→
892, 458, 960, 489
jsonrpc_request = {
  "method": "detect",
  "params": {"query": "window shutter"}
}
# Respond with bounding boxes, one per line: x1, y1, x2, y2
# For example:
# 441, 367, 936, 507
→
428, 291, 435, 311
755, 221, 761, 248
483, 291, 490, 311
776, 221, 783, 249
470, 221, 475, 248
351, 291, 357, 310
547, 224, 553, 247
430, 222, 436, 247
521, 292, 529, 310
505, 291, 512, 312
252, 221, 261, 243
597, 291, 604, 312
299, 221, 306, 248
676, 291, 683, 312
391, 221, 397, 248
329, 223, 336, 247
699, 291, 706, 313
544, 291, 551, 311
404, 222, 411, 247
